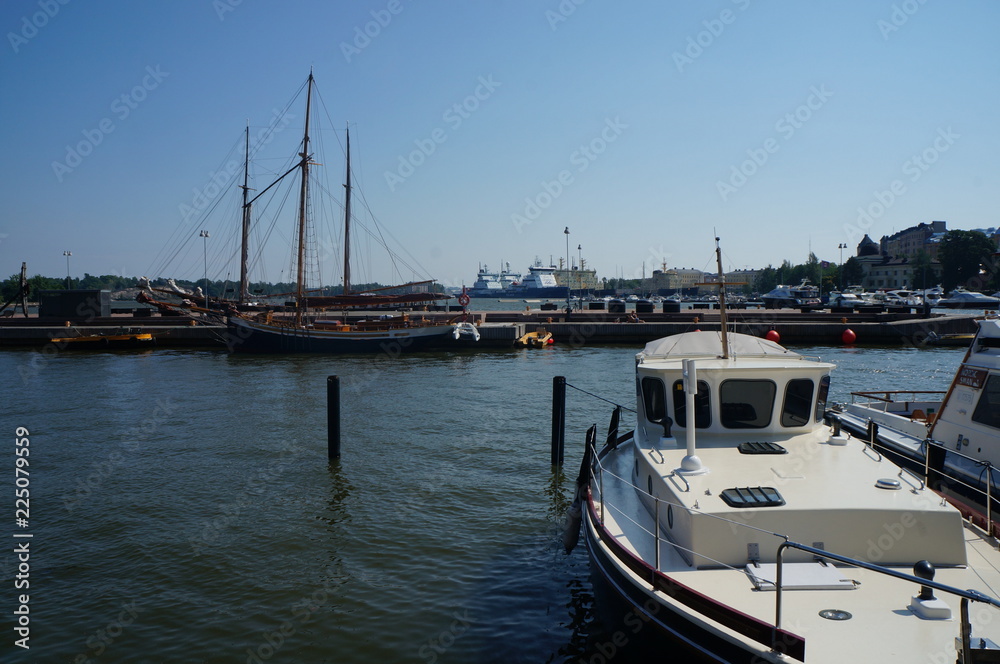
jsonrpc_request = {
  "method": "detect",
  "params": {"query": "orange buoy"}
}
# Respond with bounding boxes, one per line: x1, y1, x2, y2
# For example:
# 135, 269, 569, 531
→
765, 329, 780, 343
842, 328, 857, 344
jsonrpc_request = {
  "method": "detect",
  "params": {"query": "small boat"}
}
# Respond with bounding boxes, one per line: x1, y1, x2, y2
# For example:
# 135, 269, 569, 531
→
923, 331, 977, 346
922, 286, 945, 307
833, 317, 1000, 506
761, 279, 821, 309
50, 330, 156, 349
569, 239, 1000, 662
515, 327, 552, 348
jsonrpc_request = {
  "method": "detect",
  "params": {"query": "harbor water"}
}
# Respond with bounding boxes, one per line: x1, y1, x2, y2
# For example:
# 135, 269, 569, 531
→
2, 340, 964, 663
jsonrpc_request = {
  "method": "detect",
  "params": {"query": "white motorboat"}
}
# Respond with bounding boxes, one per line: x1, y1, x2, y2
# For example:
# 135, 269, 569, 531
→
826, 291, 865, 309
833, 317, 1000, 506
761, 280, 821, 309
922, 286, 945, 307
568, 240, 1000, 663
939, 288, 1000, 309
883, 289, 924, 307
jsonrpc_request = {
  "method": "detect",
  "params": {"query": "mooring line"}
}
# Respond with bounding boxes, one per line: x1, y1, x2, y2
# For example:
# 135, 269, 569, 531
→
564, 382, 636, 413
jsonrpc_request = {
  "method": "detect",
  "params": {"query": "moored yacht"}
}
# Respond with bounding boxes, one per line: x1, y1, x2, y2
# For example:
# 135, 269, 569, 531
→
761, 280, 820, 309
833, 317, 1000, 505
939, 288, 1000, 309
568, 240, 1000, 663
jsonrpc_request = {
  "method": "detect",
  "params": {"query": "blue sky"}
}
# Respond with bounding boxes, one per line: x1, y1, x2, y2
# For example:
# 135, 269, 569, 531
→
1, 0, 998, 291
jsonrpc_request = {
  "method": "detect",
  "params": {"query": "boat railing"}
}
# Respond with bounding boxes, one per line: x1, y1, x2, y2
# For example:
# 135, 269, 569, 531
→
589, 443, 795, 587
856, 422, 1000, 537
849, 389, 946, 405
919, 439, 999, 537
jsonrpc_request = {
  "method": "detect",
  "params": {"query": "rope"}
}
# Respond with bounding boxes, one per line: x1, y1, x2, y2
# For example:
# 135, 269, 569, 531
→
565, 382, 636, 413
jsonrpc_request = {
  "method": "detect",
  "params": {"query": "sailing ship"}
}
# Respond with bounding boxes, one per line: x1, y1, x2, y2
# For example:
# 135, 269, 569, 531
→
566, 238, 1000, 662
225, 73, 476, 353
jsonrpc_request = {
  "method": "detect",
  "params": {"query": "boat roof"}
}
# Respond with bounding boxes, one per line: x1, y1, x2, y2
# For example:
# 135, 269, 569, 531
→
638, 330, 799, 360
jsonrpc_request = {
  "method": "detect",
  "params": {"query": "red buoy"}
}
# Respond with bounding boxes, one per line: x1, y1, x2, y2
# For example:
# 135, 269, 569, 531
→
765, 329, 780, 343
842, 328, 857, 344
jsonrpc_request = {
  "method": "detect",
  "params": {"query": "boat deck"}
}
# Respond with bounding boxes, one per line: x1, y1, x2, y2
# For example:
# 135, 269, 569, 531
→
592, 438, 1000, 663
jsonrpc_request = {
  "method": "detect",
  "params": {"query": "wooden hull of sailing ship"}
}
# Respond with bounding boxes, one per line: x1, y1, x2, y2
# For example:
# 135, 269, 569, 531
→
226, 316, 459, 353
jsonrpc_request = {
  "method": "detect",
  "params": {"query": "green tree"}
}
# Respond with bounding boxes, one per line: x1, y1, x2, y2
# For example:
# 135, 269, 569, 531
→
840, 257, 865, 287
910, 251, 937, 291
939, 230, 996, 291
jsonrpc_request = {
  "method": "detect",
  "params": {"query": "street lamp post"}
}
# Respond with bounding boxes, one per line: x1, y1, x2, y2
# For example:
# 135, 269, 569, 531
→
838, 243, 847, 289
564, 227, 570, 308
199, 230, 210, 309
63, 251, 72, 289
577, 244, 582, 294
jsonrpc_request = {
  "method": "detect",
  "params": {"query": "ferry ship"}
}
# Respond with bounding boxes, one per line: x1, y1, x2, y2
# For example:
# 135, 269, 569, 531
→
469, 259, 568, 299
505, 259, 569, 299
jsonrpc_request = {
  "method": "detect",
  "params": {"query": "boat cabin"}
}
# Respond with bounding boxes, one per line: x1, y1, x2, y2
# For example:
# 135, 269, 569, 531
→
628, 331, 967, 570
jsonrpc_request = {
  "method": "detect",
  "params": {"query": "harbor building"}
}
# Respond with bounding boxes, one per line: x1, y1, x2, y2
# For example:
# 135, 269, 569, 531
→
855, 221, 947, 290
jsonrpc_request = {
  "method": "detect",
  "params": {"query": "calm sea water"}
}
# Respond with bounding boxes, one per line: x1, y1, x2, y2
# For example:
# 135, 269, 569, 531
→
1, 334, 964, 663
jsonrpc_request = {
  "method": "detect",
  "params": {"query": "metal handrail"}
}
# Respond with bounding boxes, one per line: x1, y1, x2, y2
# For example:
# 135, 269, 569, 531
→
898, 465, 925, 491
863, 429, 1000, 537
850, 390, 947, 404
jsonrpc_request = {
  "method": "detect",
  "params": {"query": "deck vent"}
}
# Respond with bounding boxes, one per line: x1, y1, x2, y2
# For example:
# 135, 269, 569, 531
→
720, 487, 785, 508
738, 442, 787, 455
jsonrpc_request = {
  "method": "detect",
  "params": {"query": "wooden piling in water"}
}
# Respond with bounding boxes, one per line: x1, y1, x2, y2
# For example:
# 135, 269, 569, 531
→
328, 375, 340, 460
551, 375, 566, 466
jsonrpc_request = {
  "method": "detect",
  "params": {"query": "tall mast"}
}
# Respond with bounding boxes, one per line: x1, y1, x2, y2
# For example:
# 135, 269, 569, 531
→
238, 121, 251, 304
295, 71, 314, 325
715, 236, 730, 360
343, 124, 352, 296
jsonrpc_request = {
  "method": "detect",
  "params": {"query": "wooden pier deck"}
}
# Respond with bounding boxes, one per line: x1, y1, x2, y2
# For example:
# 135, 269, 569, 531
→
0, 308, 982, 349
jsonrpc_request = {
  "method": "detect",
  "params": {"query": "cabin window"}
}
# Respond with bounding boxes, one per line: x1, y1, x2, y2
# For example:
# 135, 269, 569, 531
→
972, 375, 1000, 430
814, 375, 830, 422
672, 380, 711, 429
781, 379, 815, 427
641, 377, 667, 424
720, 380, 775, 429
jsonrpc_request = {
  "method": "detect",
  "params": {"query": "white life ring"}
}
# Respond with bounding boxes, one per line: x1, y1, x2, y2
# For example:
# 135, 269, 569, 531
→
457, 293, 471, 307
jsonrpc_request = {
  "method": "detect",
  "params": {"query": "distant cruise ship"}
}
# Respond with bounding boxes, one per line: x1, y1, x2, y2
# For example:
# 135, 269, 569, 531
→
468, 259, 568, 299
469, 265, 503, 297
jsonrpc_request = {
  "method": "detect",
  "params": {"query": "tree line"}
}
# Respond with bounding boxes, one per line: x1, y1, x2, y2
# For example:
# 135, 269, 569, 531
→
0, 273, 445, 302
4, 231, 996, 302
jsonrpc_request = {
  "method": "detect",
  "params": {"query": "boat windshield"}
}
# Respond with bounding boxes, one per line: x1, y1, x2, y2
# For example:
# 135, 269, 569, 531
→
781, 378, 815, 427
720, 380, 775, 429
671, 380, 711, 428
972, 374, 1000, 430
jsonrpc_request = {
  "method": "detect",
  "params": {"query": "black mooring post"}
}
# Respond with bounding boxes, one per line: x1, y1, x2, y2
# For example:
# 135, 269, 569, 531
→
328, 375, 341, 460
551, 375, 566, 466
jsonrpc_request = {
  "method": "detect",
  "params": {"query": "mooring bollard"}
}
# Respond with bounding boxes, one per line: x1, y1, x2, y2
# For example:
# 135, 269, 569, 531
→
328, 375, 340, 460
551, 375, 566, 466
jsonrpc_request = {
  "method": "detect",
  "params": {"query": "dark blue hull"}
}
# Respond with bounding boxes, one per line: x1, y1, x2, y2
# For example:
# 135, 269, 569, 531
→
225, 317, 459, 354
